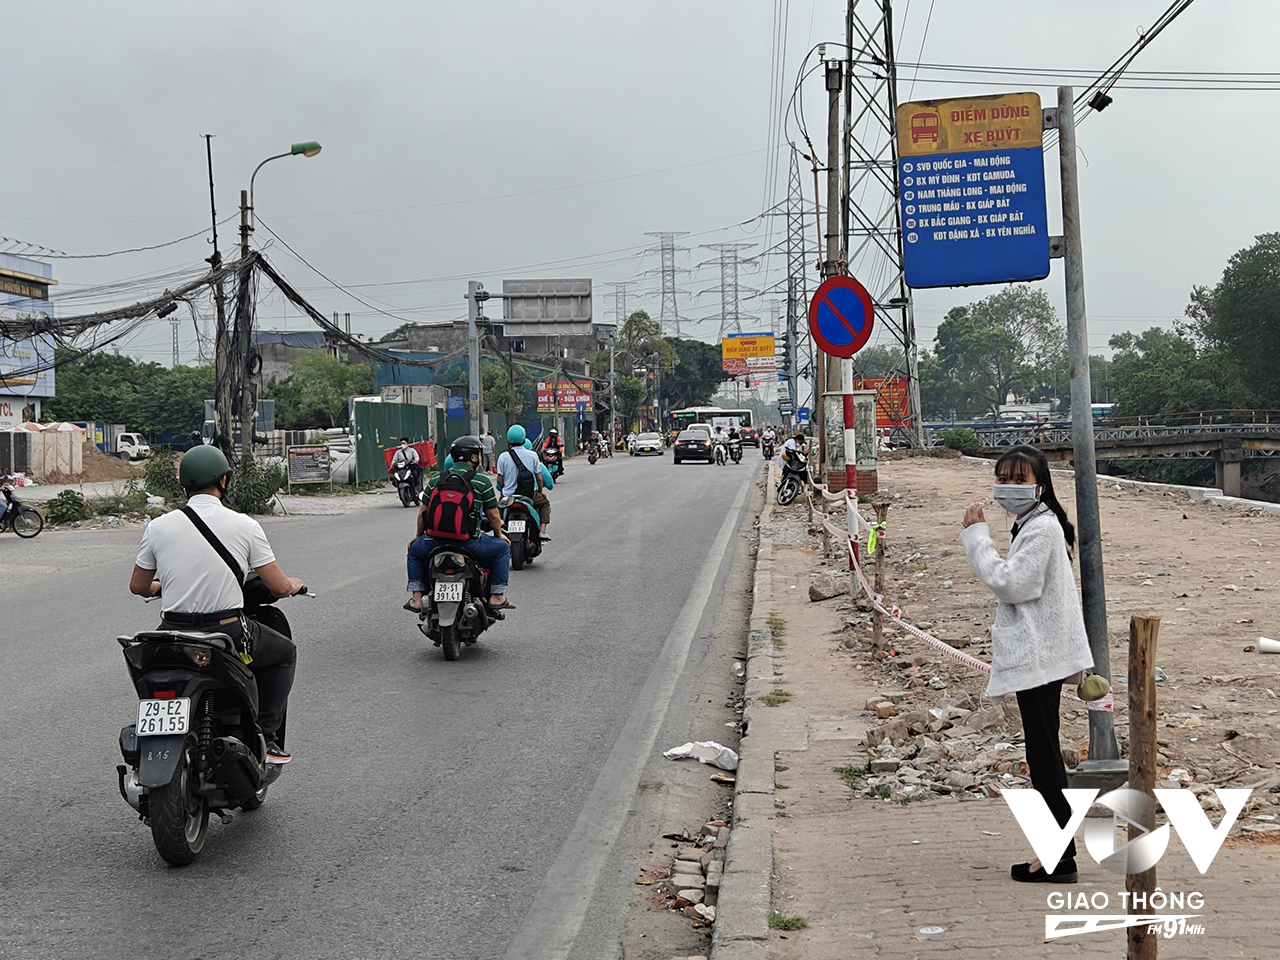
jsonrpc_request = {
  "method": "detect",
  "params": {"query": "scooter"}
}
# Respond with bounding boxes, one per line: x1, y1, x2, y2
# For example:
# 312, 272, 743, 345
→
542, 445, 564, 479
776, 448, 810, 505
391, 465, 421, 507
762, 437, 776, 460
418, 540, 502, 660
0, 484, 43, 538
728, 440, 743, 464
501, 495, 543, 570
116, 577, 310, 866
587, 445, 599, 465
713, 441, 728, 466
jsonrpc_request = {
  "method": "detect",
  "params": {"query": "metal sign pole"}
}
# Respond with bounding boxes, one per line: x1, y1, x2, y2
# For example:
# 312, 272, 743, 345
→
1057, 85, 1119, 763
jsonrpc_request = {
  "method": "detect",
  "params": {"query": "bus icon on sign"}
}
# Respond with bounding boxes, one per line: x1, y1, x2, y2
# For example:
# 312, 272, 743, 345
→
910, 112, 939, 144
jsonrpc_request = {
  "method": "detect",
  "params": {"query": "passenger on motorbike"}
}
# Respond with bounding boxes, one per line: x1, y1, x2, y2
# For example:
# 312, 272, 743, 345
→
127, 446, 304, 765
390, 437, 421, 491
406, 435, 515, 616
782, 431, 807, 461
497, 424, 551, 536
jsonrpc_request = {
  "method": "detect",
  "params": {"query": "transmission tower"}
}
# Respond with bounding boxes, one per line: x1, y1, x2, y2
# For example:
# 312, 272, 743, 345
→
700, 243, 758, 341
785, 146, 808, 419
645, 231, 689, 336
839, 0, 923, 445
605, 280, 637, 324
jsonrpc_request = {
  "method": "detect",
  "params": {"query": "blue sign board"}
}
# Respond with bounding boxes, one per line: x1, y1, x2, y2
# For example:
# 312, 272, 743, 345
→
796, 407, 810, 424
445, 395, 465, 419
897, 92, 1049, 289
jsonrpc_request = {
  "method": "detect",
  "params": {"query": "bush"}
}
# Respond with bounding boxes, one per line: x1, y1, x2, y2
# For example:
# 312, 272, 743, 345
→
144, 452, 186, 505
91, 486, 150, 516
937, 427, 981, 453
225, 457, 285, 515
44, 490, 92, 524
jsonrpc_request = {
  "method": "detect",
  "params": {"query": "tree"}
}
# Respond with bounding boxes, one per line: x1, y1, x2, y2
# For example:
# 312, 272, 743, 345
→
481, 358, 535, 418
613, 375, 646, 420
43, 350, 214, 436
1107, 326, 1232, 416
851, 344, 904, 379
289, 352, 374, 427
616, 310, 677, 376
661, 337, 731, 409
379, 323, 416, 343
933, 285, 1066, 416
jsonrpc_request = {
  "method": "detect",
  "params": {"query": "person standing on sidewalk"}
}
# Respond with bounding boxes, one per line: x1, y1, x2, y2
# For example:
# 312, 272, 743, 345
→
959, 444, 1094, 884
480, 429, 497, 472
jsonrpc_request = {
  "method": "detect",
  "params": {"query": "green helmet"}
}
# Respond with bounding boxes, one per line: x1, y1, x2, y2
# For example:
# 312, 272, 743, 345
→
179, 445, 232, 491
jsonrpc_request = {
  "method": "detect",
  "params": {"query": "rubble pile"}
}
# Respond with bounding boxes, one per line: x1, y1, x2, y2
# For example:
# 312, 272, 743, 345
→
658, 821, 729, 928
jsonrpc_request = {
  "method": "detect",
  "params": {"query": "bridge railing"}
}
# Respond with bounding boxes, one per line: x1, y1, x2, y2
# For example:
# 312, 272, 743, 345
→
921, 410, 1280, 449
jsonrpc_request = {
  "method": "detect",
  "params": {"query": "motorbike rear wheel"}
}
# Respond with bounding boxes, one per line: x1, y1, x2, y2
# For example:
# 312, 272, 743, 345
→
510, 533, 526, 571
12, 506, 42, 538
588, 450, 598, 465
240, 785, 269, 811
441, 623, 462, 661
149, 738, 208, 866
777, 476, 801, 506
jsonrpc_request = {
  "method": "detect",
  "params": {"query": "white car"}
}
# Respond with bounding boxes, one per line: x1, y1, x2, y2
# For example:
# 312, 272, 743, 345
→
632, 432, 665, 456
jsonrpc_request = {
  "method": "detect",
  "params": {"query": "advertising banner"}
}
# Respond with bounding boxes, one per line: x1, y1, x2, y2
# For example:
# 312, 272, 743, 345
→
536, 381, 593, 413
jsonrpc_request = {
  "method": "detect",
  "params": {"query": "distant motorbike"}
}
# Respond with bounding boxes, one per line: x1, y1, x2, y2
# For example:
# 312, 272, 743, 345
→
116, 576, 310, 865
728, 440, 743, 464
776, 448, 810, 505
713, 441, 728, 466
0, 485, 43, 538
418, 538, 503, 660
587, 445, 599, 465
391, 465, 421, 507
542, 445, 564, 479
762, 437, 776, 460
501, 495, 543, 571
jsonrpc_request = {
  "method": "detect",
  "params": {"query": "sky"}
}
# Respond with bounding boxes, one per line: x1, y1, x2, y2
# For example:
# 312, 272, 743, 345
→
2, 0, 1277, 376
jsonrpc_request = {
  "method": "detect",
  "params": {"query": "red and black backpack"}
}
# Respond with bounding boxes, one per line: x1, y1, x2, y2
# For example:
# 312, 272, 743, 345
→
422, 467, 477, 541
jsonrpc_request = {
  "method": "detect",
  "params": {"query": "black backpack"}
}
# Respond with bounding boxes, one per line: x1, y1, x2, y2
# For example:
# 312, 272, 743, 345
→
422, 467, 477, 541
511, 449, 537, 499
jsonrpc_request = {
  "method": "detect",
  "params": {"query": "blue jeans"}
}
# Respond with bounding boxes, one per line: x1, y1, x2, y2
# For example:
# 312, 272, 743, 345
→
407, 534, 510, 598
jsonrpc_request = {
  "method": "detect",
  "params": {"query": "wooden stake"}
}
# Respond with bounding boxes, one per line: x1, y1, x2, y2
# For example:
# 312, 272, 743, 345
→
871, 501, 889, 649
1127, 614, 1160, 960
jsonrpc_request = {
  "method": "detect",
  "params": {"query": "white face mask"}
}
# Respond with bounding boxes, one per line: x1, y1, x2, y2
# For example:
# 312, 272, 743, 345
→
993, 483, 1040, 514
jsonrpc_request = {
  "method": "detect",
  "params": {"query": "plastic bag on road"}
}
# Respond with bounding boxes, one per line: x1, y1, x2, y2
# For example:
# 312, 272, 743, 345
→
663, 740, 739, 771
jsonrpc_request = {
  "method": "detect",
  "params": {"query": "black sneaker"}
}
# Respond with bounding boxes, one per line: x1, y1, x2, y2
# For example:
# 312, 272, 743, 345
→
265, 742, 292, 765
1011, 857, 1077, 883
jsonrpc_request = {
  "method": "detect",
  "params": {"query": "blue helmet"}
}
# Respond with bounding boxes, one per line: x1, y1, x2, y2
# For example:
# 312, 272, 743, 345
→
507, 424, 527, 445
523, 439, 533, 449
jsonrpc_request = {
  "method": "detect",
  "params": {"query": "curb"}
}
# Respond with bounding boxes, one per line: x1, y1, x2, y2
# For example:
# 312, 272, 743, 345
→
711, 464, 778, 960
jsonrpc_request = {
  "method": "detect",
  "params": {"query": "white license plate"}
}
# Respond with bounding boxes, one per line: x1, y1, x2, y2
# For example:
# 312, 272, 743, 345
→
136, 698, 191, 737
434, 582, 464, 602
506, 520, 527, 533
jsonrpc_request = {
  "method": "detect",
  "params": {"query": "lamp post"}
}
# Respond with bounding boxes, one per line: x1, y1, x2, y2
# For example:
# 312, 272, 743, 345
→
234, 141, 322, 460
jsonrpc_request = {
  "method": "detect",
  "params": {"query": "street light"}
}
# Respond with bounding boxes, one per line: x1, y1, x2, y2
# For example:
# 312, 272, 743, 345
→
244, 141, 323, 245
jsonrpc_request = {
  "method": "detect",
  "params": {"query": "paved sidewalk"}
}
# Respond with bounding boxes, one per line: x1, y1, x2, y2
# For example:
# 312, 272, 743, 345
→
711, 462, 1280, 960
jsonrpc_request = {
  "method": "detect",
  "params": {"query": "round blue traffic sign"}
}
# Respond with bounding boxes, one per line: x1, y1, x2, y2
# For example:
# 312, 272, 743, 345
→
808, 275, 875, 358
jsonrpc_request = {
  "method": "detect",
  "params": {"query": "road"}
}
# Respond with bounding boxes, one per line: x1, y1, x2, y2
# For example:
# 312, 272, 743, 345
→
0, 450, 757, 960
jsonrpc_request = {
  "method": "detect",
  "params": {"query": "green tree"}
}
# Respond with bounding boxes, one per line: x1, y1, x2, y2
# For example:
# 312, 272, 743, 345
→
1107, 326, 1231, 416
616, 310, 677, 376
661, 336, 731, 409
851, 344, 903, 379
289, 352, 374, 427
481, 358, 535, 418
43, 350, 214, 436
934, 285, 1066, 416
613, 375, 646, 420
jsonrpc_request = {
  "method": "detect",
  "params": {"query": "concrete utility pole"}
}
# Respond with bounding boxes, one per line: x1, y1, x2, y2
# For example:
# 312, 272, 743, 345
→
203, 135, 234, 453
819, 55, 844, 488
1057, 86, 1119, 764
236, 188, 255, 459
467, 281, 486, 438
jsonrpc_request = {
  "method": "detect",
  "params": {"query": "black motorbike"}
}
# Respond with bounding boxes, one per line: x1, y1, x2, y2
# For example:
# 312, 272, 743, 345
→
1, 485, 43, 538
418, 540, 502, 660
587, 445, 599, 465
776, 448, 810, 505
728, 439, 743, 464
762, 437, 776, 460
501, 495, 543, 571
391, 465, 421, 507
542, 445, 564, 479
116, 577, 309, 865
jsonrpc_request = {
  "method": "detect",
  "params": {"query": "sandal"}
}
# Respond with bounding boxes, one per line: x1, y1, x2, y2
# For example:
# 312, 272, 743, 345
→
403, 601, 422, 614
488, 598, 517, 611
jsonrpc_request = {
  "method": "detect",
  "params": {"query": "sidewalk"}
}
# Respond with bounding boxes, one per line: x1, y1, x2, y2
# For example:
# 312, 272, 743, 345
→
712, 457, 1280, 959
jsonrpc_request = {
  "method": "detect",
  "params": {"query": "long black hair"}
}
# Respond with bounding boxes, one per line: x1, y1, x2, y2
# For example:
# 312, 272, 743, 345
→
994, 444, 1075, 557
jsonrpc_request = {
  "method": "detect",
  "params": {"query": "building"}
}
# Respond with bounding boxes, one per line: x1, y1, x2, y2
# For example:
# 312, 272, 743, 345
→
0, 252, 56, 428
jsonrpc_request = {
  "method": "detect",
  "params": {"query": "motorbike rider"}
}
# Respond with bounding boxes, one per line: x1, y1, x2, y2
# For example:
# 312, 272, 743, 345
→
762, 425, 777, 444
128, 446, 304, 765
390, 437, 422, 492
405, 435, 515, 616
497, 424, 552, 537
541, 428, 565, 468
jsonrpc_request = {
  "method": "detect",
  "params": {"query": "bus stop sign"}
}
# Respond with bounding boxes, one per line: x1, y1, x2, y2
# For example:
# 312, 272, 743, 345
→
808, 275, 875, 359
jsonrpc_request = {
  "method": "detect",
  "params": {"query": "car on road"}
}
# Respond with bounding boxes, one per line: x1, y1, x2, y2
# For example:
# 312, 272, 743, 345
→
673, 429, 714, 464
632, 432, 664, 456
739, 426, 760, 447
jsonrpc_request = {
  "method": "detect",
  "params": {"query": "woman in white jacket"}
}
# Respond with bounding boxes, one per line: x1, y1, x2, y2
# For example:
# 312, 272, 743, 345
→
960, 445, 1093, 884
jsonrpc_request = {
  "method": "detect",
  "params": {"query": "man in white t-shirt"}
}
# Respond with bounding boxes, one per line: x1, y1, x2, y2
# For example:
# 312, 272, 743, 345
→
129, 446, 305, 764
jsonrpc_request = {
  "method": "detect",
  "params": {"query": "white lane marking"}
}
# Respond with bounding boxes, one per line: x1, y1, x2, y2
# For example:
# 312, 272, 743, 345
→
501, 470, 752, 960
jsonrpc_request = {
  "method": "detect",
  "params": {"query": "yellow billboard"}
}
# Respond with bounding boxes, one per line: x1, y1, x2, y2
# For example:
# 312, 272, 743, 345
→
897, 92, 1042, 158
721, 334, 775, 360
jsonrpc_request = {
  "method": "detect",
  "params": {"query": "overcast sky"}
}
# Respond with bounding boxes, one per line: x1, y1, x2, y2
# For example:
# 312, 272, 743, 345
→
3, 0, 1276, 371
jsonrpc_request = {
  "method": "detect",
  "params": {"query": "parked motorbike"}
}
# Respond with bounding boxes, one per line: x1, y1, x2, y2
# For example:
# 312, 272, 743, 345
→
418, 540, 502, 660
501, 495, 543, 570
0, 484, 43, 538
391, 465, 421, 507
762, 437, 776, 460
776, 447, 810, 505
116, 577, 310, 866
728, 440, 743, 464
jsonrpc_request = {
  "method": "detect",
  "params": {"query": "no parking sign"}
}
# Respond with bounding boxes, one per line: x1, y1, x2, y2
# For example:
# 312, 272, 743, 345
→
808, 275, 875, 358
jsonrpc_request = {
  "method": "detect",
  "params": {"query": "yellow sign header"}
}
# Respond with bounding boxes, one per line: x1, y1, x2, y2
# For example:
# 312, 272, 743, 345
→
897, 92, 1042, 158
721, 335, 775, 360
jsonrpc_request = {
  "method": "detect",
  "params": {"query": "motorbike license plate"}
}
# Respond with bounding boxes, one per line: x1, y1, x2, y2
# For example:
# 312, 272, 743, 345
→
434, 582, 464, 602
136, 698, 191, 737
506, 520, 527, 533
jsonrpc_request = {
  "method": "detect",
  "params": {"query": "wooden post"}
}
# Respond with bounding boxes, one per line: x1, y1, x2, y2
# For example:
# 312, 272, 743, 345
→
1127, 614, 1160, 960
872, 501, 889, 649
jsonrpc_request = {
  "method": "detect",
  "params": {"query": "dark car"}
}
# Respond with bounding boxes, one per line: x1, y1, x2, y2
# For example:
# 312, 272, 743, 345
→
739, 426, 760, 447
673, 429, 714, 464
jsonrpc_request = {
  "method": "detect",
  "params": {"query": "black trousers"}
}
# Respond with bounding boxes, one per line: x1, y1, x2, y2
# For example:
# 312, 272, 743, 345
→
1016, 680, 1076, 860
160, 616, 296, 744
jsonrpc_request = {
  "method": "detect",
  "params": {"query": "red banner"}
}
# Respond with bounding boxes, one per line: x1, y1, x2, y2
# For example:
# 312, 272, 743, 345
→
536, 381, 593, 413
853, 377, 910, 428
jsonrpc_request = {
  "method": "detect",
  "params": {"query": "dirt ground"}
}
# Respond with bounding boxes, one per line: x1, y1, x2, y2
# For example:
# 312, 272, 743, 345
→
38, 444, 140, 484
759, 455, 1280, 956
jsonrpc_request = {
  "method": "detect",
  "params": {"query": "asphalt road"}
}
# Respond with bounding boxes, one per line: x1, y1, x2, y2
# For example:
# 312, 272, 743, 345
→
0, 450, 755, 960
